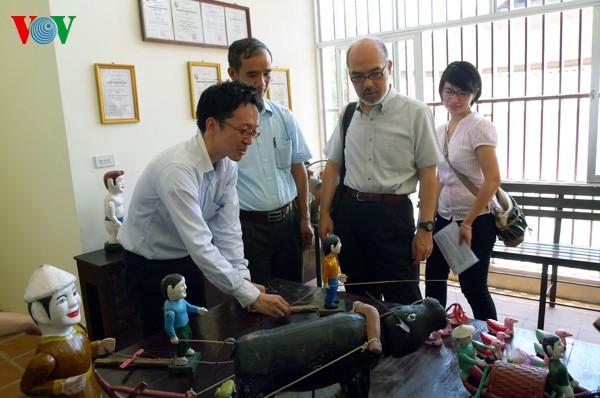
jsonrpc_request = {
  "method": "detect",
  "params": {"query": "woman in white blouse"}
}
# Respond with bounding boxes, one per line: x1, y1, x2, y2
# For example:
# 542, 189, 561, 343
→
425, 61, 500, 321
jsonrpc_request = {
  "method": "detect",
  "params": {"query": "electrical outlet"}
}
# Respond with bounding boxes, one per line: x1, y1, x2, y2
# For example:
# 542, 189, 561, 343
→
94, 154, 116, 168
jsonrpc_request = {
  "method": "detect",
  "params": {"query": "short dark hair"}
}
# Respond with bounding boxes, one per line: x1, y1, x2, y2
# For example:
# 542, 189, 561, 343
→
228, 38, 273, 73
438, 61, 482, 106
323, 234, 341, 256
196, 81, 264, 133
161, 273, 184, 299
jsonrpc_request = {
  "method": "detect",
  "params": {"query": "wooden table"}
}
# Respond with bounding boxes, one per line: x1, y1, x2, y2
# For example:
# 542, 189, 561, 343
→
94, 279, 600, 397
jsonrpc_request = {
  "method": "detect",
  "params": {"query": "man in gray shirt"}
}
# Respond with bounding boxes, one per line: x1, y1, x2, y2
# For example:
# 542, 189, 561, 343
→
319, 36, 442, 304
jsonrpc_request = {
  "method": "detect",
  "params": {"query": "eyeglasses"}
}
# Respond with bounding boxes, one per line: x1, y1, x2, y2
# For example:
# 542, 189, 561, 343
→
222, 120, 261, 139
442, 88, 472, 99
349, 65, 387, 83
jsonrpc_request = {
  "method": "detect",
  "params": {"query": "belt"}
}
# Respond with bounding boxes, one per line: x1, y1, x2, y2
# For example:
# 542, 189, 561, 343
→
239, 202, 293, 223
347, 189, 408, 203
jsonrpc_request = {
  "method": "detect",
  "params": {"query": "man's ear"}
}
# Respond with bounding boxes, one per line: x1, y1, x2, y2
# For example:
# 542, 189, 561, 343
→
227, 66, 237, 80
166, 285, 174, 300
205, 117, 219, 137
107, 179, 115, 189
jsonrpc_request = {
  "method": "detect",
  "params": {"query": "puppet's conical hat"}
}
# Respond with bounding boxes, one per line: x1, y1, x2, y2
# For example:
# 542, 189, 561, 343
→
23, 264, 76, 303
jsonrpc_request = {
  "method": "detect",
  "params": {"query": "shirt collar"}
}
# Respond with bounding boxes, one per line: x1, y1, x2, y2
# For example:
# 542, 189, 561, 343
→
261, 97, 274, 116
357, 85, 394, 115
196, 131, 217, 175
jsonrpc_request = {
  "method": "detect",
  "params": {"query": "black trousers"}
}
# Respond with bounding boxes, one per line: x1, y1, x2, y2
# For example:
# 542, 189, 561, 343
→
334, 194, 422, 305
425, 213, 498, 321
240, 208, 304, 285
122, 250, 206, 338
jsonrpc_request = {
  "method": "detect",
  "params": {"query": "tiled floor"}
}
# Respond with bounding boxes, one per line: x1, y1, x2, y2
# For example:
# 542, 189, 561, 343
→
1, 288, 599, 397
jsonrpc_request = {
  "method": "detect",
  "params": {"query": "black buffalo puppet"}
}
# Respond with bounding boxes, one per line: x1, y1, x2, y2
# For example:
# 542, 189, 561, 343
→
233, 297, 447, 397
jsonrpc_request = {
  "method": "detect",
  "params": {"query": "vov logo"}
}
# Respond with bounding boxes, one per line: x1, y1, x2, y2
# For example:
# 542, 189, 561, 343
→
11, 16, 76, 44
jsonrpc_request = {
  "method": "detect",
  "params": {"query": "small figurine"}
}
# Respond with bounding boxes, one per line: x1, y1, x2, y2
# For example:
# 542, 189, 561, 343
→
536, 328, 573, 348
451, 324, 491, 384
446, 302, 470, 326
20, 264, 115, 397
543, 333, 579, 398
321, 234, 347, 311
161, 274, 208, 367
486, 316, 518, 337
475, 336, 504, 361
214, 379, 236, 398
424, 329, 443, 346
103, 170, 125, 252
480, 331, 507, 345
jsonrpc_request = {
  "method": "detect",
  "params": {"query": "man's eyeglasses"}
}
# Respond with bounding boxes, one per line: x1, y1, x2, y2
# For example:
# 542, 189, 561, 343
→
222, 120, 261, 139
442, 88, 472, 99
349, 65, 387, 83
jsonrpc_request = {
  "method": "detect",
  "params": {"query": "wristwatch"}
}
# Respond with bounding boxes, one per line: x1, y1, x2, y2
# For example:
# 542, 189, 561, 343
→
418, 221, 435, 232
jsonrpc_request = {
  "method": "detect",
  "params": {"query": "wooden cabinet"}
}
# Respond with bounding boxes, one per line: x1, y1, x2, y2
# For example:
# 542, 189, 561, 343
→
74, 250, 141, 350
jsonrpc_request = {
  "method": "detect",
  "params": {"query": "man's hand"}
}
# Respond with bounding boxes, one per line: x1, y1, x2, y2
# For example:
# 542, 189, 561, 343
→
250, 293, 291, 318
338, 273, 348, 283
170, 336, 179, 345
412, 229, 433, 264
198, 307, 209, 315
251, 282, 266, 294
300, 219, 314, 251
318, 213, 334, 241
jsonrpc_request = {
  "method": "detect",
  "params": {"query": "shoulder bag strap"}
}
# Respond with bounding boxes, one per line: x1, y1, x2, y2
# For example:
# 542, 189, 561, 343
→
338, 102, 357, 185
444, 127, 480, 197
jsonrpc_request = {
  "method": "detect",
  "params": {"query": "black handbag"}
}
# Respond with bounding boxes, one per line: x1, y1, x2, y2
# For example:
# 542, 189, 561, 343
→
330, 102, 357, 222
443, 128, 528, 247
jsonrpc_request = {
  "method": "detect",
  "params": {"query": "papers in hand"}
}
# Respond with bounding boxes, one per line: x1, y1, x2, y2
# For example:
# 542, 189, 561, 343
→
433, 221, 479, 275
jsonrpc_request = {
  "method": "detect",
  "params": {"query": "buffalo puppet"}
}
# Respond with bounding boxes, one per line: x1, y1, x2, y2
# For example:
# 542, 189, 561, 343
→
232, 297, 447, 397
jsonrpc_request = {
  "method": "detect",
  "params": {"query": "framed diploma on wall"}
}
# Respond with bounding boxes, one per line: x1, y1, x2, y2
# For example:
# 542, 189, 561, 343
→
267, 68, 292, 110
188, 62, 221, 119
94, 64, 140, 124
139, 0, 251, 48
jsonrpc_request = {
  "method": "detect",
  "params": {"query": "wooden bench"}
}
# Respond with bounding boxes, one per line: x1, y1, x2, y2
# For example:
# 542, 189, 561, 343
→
491, 181, 600, 329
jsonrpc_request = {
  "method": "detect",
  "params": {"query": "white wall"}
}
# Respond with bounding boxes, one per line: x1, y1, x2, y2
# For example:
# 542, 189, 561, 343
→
0, 0, 319, 315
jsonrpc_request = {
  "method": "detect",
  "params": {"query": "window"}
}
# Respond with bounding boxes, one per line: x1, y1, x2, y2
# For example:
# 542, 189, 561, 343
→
315, 0, 600, 279
316, 0, 600, 183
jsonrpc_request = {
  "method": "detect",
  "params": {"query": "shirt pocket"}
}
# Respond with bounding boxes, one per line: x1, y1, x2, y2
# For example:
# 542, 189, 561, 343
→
274, 137, 292, 169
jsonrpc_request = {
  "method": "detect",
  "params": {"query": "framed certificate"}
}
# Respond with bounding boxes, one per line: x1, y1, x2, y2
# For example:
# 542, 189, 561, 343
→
267, 68, 292, 110
188, 62, 221, 119
94, 64, 140, 124
139, 0, 251, 48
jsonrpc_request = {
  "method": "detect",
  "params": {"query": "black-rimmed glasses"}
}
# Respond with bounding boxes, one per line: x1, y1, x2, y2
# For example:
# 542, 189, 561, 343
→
222, 120, 261, 139
350, 65, 387, 83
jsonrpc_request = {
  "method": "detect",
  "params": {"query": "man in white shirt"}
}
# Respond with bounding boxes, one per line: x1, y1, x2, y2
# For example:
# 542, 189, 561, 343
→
119, 81, 291, 338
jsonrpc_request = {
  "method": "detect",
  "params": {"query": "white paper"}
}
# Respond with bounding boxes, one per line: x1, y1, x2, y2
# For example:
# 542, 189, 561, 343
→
142, 0, 174, 40
171, 0, 203, 43
201, 3, 227, 46
225, 7, 248, 44
433, 222, 479, 275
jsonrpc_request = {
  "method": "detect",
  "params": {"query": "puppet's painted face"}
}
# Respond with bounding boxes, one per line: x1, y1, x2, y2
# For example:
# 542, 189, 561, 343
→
168, 278, 187, 301
113, 176, 125, 193
46, 283, 81, 327
548, 339, 565, 359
